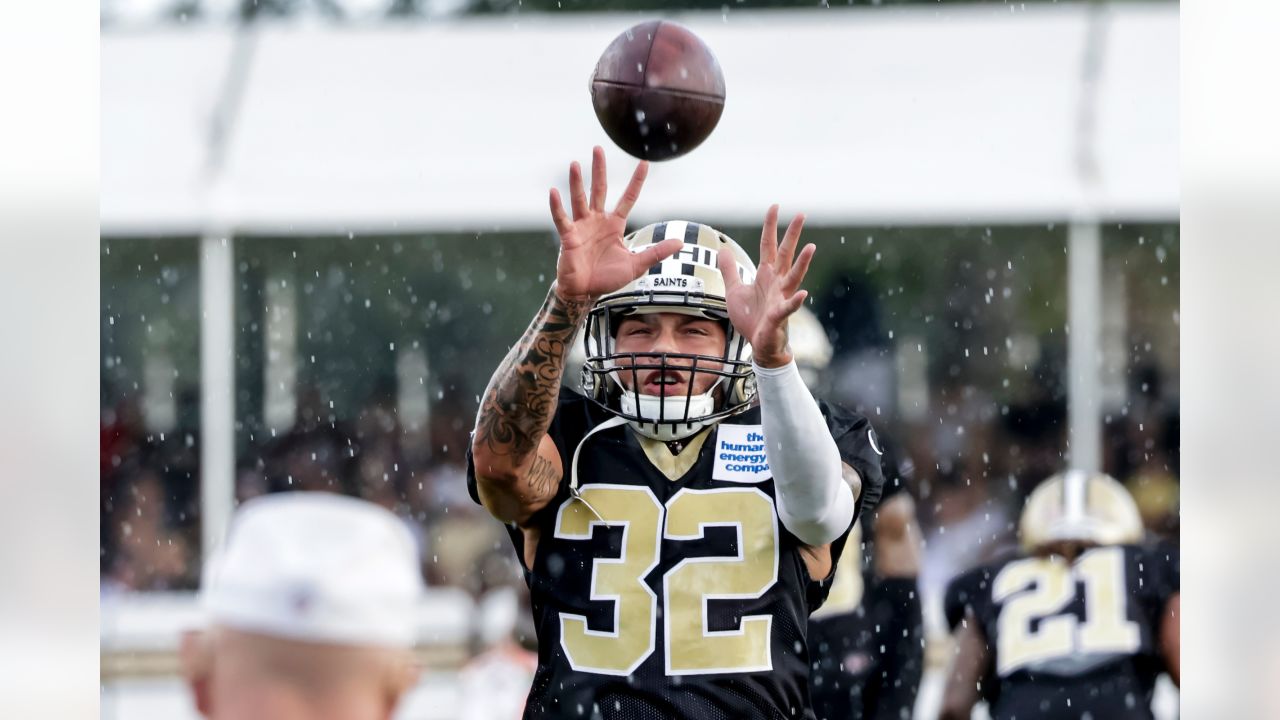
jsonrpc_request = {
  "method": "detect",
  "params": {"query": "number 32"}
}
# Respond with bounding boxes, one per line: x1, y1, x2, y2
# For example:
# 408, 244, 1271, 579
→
553, 484, 780, 677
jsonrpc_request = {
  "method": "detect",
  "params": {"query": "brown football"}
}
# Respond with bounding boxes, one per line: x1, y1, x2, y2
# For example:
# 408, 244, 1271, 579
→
590, 20, 726, 162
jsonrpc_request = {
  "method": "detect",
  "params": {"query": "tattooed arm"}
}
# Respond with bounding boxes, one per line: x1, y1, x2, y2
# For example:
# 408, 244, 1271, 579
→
471, 285, 588, 524
469, 147, 681, 525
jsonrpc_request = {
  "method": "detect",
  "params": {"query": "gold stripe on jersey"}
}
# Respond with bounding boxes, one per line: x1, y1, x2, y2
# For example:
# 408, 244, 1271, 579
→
636, 427, 713, 482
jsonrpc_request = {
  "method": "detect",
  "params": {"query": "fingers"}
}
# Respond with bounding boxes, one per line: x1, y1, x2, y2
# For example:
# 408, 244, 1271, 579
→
759, 204, 779, 266
549, 188, 571, 238
590, 146, 607, 213
761, 289, 809, 337
630, 237, 684, 275
569, 160, 589, 221
774, 290, 809, 320
613, 159, 649, 218
716, 242, 742, 294
777, 213, 806, 270
781, 243, 817, 294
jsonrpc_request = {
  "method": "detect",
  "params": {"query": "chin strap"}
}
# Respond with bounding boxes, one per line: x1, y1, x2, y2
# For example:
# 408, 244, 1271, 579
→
626, 417, 711, 443
567, 415, 630, 526
617, 378, 724, 442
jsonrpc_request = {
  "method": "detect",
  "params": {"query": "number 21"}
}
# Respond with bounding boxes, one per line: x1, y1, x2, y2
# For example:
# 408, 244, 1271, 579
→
993, 546, 1141, 675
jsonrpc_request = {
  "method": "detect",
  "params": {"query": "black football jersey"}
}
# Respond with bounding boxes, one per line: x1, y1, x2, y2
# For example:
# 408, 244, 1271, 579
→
808, 432, 913, 720
467, 388, 885, 719
944, 542, 1180, 720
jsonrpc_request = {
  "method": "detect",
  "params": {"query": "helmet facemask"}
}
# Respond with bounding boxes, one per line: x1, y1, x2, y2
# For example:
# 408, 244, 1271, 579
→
580, 221, 758, 442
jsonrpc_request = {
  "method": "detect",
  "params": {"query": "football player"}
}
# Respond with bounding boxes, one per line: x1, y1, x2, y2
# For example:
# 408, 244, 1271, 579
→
939, 471, 1180, 720
791, 306, 926, 720
468, 147, 885, 718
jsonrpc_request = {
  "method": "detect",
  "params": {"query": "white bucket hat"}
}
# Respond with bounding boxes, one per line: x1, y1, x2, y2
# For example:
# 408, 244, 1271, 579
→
200, 493, 425, 648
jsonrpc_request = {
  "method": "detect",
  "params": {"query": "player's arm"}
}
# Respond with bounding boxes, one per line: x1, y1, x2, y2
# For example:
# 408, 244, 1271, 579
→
471, 288, 586, 525
471, 147, 680, 525
757, 360, 858, 547
798, 463, 861, 579
719, 206, 855, 548
1161, 593, 1180, 686
874, 493, 922, 577
940, 611, 990, 720
865, 493, 925, 720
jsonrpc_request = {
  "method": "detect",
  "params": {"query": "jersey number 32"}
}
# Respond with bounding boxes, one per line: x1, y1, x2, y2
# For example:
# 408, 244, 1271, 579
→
554, 484, 780, 677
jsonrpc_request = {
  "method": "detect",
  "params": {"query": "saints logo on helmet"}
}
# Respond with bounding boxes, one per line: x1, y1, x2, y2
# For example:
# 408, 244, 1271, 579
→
581, 220, 757, 441
1019, 470, 1144, 553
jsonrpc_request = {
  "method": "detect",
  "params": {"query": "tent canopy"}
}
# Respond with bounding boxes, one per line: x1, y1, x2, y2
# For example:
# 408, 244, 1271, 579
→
101, 4, 1177, 235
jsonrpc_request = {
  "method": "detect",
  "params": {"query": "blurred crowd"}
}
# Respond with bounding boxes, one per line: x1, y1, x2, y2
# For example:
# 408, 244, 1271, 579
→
99, 378, 515, 601
100, 314, 1178, 615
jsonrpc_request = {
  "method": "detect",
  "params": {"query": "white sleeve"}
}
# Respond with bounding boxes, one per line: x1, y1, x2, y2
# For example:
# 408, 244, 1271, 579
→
753, 359, 855, 546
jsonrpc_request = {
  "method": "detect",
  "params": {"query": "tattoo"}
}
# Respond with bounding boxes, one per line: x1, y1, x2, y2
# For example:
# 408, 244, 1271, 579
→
526, 453, 560, 500
474, 285, 589, 474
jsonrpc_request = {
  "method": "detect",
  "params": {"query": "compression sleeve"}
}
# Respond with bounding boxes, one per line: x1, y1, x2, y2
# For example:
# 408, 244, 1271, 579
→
754, 359, 855, 546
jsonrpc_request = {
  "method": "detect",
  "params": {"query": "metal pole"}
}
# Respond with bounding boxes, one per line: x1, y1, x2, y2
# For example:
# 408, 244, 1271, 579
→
198, 6, 258, 559
1066, 1, 1109, 473
199, 232, 236, 559
1068, 222, 1102, 473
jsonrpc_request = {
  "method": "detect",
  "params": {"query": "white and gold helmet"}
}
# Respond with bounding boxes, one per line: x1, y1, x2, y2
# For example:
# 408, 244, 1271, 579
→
581, 221, 757, 441
1018, 470, 1144, 553
787, 305, 833, 389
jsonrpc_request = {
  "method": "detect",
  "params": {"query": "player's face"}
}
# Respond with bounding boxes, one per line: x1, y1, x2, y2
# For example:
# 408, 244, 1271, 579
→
613, 312, 727, 397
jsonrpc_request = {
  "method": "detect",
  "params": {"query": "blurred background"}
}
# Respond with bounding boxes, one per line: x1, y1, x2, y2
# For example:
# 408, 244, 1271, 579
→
99, 0, 1177, 717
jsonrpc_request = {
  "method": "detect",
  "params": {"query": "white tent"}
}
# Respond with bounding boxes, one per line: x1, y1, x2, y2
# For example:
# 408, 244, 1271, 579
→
102, 4, 1176, 234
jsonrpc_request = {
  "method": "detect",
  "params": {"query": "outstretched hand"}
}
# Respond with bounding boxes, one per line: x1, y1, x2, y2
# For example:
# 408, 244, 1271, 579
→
716, 204, 817, 368
549, 146, 684, 303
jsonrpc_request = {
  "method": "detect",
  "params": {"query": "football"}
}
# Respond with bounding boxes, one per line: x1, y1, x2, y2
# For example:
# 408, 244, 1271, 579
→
589, 20, 726, 161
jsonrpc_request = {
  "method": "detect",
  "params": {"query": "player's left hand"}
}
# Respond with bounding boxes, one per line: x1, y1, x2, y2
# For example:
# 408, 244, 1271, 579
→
717, 204, 816, 369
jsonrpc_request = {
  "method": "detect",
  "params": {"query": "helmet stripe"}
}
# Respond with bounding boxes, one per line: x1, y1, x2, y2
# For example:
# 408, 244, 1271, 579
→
1063, 469, 1087, 528
645, 221, 668, 275
683, 221, 702, 246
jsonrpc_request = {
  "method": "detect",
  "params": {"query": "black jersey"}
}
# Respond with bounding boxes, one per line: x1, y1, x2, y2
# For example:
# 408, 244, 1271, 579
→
808, 433, 917, 720
944, 542, 1180, 720
468, 388, 884, 720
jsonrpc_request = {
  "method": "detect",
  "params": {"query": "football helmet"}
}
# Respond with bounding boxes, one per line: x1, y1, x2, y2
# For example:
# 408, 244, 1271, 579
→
1018, 470, 1144, 552
787, 305, 833, 389
581, 220, 756, 441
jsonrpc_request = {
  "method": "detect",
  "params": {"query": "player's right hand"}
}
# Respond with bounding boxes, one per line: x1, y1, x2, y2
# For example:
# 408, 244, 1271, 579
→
549, 146, 683, 303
